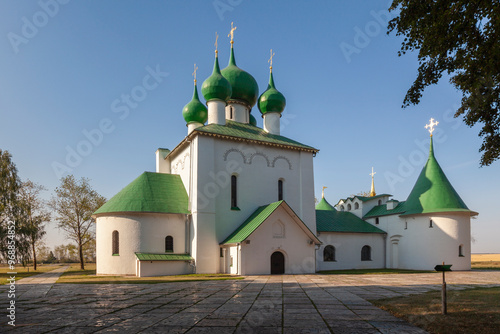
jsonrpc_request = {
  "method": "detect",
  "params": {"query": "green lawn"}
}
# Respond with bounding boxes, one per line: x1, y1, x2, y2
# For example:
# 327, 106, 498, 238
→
0, 264, 61, 285
56, 263, 244, 284
372, 287, 500, 334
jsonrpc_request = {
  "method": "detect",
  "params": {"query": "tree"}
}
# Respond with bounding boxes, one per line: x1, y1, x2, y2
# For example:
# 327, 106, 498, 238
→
0, 149, 30, 265
388, 0, 500, 166
50, 176, 106, 269
17, 180, 50, 270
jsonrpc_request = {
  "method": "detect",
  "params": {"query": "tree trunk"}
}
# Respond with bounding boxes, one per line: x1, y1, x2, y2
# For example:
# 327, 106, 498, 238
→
32, 239, 37, 270
78, 239, 85, 270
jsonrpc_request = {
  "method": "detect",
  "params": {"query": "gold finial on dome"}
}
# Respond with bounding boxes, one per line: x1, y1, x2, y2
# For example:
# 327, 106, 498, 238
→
268, 49, 275, 73
192, 63, 198, 84
425, 118, 439, 137
369, 167, 376, 197
322, 186, 327, 198
228, 22, 237, 47
215, 32, 219, 55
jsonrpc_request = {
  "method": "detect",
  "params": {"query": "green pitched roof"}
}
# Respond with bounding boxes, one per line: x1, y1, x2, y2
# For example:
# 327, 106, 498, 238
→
402, 137, 475, 216
222, 201, 283, 244
316, 209, 386, 234
135, 253, 193, 261
316, 197, 335, 211
94, 172, 189, 215
222, 201, 321, 244
364, 201, 407, 218
195, 120, 318, 153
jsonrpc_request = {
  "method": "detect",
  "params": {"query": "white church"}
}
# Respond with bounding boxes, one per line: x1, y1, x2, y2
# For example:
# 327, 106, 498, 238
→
94, 29, 477, 277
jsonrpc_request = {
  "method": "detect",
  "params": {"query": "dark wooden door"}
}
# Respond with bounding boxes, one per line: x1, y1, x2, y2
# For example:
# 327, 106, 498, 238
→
271, 251, 285, 274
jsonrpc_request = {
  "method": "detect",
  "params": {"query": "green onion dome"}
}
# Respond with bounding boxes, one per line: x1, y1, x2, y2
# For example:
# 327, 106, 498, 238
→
182, 83, 208, 124
202, 54, 232, 102
258, 71, 286, 115
221, 47, 259, 108
249, 113, 257, 126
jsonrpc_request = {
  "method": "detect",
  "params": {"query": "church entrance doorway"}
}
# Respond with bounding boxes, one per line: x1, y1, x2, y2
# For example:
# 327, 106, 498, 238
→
271, 251, 285, 274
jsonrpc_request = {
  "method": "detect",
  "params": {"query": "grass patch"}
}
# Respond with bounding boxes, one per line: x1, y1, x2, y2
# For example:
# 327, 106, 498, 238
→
371, 287, 500, 334
57, 263, 244, 284
318, 268, 433, 275
0, 264, 61, 285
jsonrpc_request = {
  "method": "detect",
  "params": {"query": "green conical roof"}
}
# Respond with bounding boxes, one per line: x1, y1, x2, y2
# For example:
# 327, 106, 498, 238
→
258, 71, 286, 115
202, 54, 232, 102
182, 83, 208, 124
221, 47, 259, 108
94, 172, 189, 215
316, 197, 336, 211
402, 137, 474, 216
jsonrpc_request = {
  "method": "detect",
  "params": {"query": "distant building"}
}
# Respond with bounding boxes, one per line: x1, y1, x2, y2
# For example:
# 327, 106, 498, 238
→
93, 31, 476, 276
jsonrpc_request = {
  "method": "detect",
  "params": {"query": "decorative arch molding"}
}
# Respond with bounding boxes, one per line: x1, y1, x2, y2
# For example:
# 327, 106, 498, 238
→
271, 156, 292, 170
222, 148, 293, 169
249, 152, 271, 167
172, 153, 189, 173
223, 148, 247, 164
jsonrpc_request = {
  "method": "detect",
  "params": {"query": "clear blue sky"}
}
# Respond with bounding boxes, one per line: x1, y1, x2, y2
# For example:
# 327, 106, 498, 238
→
1, 0, 498, 253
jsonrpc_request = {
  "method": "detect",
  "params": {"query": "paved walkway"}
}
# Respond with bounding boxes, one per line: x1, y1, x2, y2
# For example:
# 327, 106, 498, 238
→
10, 266, 69, 299
1, 270, 499, 333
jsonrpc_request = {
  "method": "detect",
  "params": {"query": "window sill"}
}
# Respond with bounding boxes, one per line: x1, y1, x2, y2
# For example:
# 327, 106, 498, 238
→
324, 260, 336, 262
112, 254, 119, 256
231, 207, 240, 211
459, 255, 465, 257
361, 260, 372, 261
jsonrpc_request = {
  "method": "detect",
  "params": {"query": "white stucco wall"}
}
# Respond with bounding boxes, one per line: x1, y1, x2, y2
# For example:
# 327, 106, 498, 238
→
239, 206, 317, 275
169, 144, 191, 196
96, 213, 186, 276
316, 232, 385, 271
137, 260, 191, 277
385, 213, 471, 270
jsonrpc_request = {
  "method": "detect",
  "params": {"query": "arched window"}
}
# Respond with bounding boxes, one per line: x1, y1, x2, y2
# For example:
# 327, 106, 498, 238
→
354, 202, 359, 210
347, 204, 352, 211
378, 200, 382, 205
323, 245, 336, 262
112, 230, 119, 255
165, 236, 173, 253
229, 106, 234, 119
361, 245, 371, 261
340, 205, 344, 211
231, 175, 237, 208
459, 245, 464, 257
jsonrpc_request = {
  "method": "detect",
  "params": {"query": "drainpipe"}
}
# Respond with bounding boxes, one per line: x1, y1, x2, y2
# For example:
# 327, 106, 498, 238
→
383, 234, 387, 269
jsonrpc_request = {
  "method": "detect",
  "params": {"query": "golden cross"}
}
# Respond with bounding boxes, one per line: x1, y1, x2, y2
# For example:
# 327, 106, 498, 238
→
322, 186, 327, 198
425, 118, 439, 136
215, 32, 219, 53
228, 22, 237, 45
192, 63, 198, 83
370, 167, 376, 178
268, 49, 275, 70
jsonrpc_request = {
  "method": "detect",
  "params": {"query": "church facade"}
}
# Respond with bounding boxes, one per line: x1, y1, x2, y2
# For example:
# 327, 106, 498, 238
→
94, 32, 476, 277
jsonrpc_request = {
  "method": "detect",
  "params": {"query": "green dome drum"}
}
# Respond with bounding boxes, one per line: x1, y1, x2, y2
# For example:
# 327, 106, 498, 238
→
221, 47, 259, 108
182, 84, 208, 124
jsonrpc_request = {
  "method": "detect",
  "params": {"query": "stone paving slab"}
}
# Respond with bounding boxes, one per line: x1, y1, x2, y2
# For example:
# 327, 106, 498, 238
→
0, 270, 499, 333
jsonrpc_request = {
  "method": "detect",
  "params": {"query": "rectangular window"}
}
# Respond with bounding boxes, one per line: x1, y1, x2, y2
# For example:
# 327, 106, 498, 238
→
278, 180, 283, 201
231, 175, 238, 209
375, 217, 379, 225
429, 219, 433, 228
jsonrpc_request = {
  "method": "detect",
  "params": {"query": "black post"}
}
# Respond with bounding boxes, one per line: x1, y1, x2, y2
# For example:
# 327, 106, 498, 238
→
441, 262, 447, 315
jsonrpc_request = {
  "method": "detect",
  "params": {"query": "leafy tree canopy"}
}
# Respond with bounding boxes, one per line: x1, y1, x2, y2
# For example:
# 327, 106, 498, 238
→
388, 0, 500, 166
